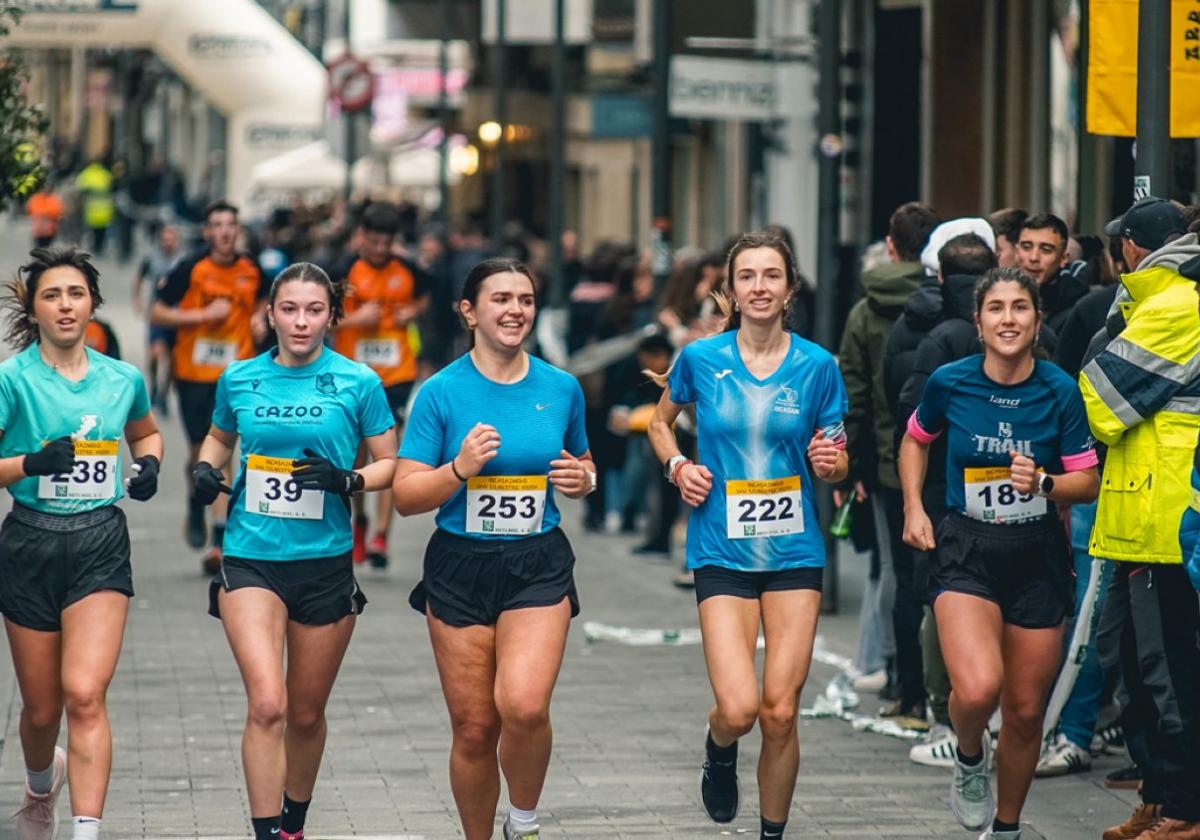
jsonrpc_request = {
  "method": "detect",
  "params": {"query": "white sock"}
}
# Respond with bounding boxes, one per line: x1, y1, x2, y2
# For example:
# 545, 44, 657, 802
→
26, 762, 55, 795
72, 817, 101, 840
508, 806, 538, 831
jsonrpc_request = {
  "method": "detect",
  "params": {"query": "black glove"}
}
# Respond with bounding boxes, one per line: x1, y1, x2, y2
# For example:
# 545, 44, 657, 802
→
23, 436, 76, 477
192, 460, 232, 506
125, 454, 160, 502
291, 448, 364, 497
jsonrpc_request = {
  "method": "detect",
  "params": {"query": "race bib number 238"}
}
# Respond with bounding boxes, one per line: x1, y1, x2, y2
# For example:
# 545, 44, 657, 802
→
37, 439, 118, 500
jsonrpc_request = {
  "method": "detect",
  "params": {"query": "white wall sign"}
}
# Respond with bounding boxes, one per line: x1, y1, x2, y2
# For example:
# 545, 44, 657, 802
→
482, 0, 592, 44
669, 55, 778, 122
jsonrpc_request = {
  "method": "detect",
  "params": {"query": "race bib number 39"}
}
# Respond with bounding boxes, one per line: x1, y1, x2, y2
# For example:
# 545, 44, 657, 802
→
726, 476, 804, 539
964, 466, 1046, 523
354, 338, 402, 367
465, 476, 547, 535
193, 338, 237, 368
37, 439, 118, 500
245, 455, 324, 520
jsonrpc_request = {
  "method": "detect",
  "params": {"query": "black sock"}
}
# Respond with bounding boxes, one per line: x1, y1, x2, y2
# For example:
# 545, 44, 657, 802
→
992, 818, 1020, 833
354, 514, 368, 528
956, 745, 982, 767
706, 731, 737, 764
761, 817, 787, 838
281, 794, 311, 834
211, 523, 225, 549
251, 816, 281, 840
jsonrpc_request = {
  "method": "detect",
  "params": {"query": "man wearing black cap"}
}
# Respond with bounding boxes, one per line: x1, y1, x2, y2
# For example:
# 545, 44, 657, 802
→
1081, 196, 1200, 840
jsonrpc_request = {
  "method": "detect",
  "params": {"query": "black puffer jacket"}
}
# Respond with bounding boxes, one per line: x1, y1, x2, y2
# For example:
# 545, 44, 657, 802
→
896, 274, 981, 429
1041, 261, 1091, 335
883, 275, 943, 422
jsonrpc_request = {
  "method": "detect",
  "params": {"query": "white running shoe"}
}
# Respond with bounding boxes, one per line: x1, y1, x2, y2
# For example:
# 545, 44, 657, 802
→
852, 669, 888, 692
910, 724, 958, 768
1035, 732, 1092, 777
978, 830, 1020, 840
14, 746, 67, 840
501, 816, 540, 840
950, 735, 995, 831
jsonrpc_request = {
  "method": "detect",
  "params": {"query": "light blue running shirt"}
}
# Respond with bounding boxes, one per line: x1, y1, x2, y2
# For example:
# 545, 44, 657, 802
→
0, 344, 150, 514
399, 353, 588, 539
214, 347, 394, 560
668, 331, 848, 572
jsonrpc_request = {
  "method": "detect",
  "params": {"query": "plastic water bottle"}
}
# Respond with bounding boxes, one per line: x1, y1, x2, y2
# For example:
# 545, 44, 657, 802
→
830, 495, 854, 539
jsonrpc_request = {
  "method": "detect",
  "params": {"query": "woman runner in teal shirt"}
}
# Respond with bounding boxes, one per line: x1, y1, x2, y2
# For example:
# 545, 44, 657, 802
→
192, 262, 396, 840
0, 247, 163, 840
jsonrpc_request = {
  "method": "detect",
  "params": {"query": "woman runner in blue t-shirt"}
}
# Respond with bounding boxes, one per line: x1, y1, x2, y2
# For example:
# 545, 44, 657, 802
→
0, 247, 163, 840
648, 231, 849, 840
191, 263, 397, 840
899, 267, 1100, 840
393, 259, 594, 840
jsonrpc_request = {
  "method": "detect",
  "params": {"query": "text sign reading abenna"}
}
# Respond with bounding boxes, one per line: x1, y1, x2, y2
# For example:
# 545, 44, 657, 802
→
669, 56, 777, 122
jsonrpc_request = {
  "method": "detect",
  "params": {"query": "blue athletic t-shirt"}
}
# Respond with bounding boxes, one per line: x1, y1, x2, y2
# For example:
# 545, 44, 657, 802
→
399, 353, 588, 539
213, 347, 394, 560
667, 331, 848, 572
0, 344, 150, 514
909, 356, 1097, 519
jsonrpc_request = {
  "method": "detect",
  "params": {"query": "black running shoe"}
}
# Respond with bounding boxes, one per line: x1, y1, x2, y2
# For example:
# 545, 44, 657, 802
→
700, 731, 740, 824
185, 498, 206, 549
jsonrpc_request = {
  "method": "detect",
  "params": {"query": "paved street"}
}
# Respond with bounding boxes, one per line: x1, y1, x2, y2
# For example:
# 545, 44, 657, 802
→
0, 220, 1136, 838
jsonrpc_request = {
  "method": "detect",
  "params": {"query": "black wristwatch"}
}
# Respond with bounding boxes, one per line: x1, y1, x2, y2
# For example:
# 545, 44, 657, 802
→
1036, 473, 1055, 498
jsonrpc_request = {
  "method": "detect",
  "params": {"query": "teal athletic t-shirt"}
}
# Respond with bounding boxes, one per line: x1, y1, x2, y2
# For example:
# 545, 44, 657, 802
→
0, 344, 151, 514
399, 353, 589, 539
667, 331, 848, 572
213, 347, 394, 560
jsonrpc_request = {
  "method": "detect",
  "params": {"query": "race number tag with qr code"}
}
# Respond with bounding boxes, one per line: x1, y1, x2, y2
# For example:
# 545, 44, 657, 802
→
725, 476, 804, 539
245, 455, 324, 520
465, 476, 548, 535
963, 466, 1046, 523
37, 439, 119, 500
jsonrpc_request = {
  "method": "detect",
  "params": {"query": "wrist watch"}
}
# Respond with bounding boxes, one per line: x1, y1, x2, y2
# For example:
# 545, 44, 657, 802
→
586, 467, 598, 495
664, 454, 689, 485
1036, 473, 1055, 498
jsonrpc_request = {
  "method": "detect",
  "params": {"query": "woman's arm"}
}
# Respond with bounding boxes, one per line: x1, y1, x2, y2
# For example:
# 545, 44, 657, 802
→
1010, 453, 1100, 506
647, 387, 685, 464
898, 433, 935, 550
393, 422, 502, 516
357, 429, 398, 492
198, 426, 238, 470
549, 449, 596, 500
124, 413, 164, 461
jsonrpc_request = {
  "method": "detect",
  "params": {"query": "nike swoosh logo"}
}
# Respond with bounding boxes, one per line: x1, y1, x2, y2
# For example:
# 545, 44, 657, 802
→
714, 369, 733, 380
536, 404, 549, 411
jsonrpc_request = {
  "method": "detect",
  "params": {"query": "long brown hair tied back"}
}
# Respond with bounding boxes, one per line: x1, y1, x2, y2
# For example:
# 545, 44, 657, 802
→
715, 230, 801, 333
2, 247, 104, 350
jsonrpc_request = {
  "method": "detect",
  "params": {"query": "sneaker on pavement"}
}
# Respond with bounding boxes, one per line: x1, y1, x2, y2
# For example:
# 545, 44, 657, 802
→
700, 730, 740, 824
366, 533, 388, 569
279, 831, 304, 840
1092, 722, 1126, 755
14, 746, 66, 840
1135, 817, 1200, 839
1035, 732, 1092, 777
1106, 765, 1143, 790
501, 817, 540, 839
852, 669, 887, 692
1103, 803, 1162, 840
950, 735, 995, 831
880, 700, 930, 731
911, 724, 958, 768
979, 831, 1021, 840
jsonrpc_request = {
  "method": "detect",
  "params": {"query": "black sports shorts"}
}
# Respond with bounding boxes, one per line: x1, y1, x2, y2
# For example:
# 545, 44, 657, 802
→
693, 564, 824, 604
209, 553, 366, 626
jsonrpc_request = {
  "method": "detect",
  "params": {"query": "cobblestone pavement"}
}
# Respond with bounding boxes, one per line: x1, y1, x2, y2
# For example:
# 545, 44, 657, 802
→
0, 221, 1134, 838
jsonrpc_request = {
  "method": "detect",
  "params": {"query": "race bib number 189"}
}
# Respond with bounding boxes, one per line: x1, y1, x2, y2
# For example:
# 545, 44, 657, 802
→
725, 476, 804, 539
245, 455, 324, 520
963, 466, 1046, 523
37, 439, 118, 500
465, 476, 547, 535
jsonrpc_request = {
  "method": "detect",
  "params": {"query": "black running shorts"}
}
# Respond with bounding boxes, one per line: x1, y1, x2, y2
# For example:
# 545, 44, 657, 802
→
384, 382, 415, 425
0, 504, 133, 631
209, 553, 366, 626
176, 380, 218, 445
409, 527, 580, 627
693, 564, 824, 604
929, 512, 1072, 629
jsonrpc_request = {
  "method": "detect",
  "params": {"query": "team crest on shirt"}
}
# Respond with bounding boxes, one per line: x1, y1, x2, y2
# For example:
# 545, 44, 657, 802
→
315, 373, 338, 396
774, 385, 800, 415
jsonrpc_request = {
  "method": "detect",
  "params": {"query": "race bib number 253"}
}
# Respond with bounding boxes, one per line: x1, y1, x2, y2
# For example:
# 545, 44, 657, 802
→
465, 476, 547, 535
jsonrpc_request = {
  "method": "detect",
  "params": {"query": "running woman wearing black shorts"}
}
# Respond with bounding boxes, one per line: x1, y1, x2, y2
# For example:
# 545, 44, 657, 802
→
192, 263, 397, 840
393, 259, 594, 840
899, 267, 1100, 840
0, 247, 163, 840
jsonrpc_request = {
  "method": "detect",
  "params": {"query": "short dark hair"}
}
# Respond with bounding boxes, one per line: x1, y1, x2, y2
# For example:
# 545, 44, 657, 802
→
987, 207, 1028, 246
359, 202, 401, 236
203, 200, 238, 224
938, 233, 997, 278
4, 247, 104, 350
888, 202, 939, 262
1020, 213, 1069, 246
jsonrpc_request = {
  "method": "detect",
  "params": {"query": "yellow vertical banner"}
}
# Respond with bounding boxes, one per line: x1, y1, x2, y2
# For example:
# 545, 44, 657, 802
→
1087, 0, 1200, 137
